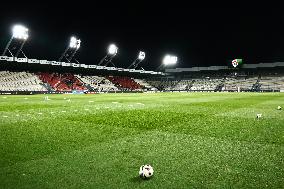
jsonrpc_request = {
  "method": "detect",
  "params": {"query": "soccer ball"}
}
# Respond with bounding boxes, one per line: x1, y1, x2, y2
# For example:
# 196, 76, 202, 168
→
139, 164, 154, 179
256, 113, 262, 119
277, 106, 282, 110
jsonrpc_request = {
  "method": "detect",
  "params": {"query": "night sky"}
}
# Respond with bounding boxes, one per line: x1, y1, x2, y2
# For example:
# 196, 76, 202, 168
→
1, 2, 284, 70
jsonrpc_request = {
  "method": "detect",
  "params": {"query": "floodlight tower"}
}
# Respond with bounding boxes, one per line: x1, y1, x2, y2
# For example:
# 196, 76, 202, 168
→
156, 54, 178, 71
98, 44, 118, 66
127, 51, 146, 69
58, 36, 81, 62
2, 25, 29, 57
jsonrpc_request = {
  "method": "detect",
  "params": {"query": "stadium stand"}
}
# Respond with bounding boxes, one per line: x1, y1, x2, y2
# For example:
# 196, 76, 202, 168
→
134, 79, 157, 91
0, 71, 47, 91
38, 73, 87, 91
222, 76, 258, 92
107, 76, 142, 91
259, 75, 284, 91
147, 78, 223, 91
147, 79, 179, 91
75, 75, 118, 92
1, 69, 284, 93
170, 80, 193, 91
190, 78, 223, 91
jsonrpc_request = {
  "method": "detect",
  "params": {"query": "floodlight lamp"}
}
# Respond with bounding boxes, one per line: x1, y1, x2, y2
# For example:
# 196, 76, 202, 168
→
163, 55, 171, 65
172, 56, 178, 64
76, 39, 81, 49
12, 25, 29, 40
69, 37, 78, 48
138, 51, 145, 60
163, 55, 177, 65
108, 44, 118, 55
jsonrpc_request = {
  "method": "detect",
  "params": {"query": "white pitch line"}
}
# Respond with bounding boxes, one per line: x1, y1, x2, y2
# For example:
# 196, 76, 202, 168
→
112, 102, 119, 104
3, 115, 8, 118
2, 97, 7, 99
136, 103, 145, 105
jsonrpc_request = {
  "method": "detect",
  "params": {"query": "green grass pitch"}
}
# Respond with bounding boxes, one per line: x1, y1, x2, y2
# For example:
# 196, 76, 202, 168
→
0, 92, 284, 188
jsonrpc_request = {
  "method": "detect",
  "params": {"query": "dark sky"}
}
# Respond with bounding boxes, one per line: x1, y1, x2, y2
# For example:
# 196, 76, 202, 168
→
1, 2, 284, 70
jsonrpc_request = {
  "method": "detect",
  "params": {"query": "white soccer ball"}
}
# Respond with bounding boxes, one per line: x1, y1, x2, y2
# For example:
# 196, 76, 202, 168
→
277, 106, 282, 110
139, 164, 154, 179
256, 113, 262, 119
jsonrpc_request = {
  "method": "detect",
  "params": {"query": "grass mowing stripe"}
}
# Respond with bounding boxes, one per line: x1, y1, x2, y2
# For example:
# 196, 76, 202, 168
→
0, 131, 283, 189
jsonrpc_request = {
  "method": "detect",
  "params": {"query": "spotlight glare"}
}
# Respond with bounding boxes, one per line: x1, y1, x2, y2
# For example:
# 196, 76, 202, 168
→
12, 25, 29, 40
69, 37, 77, 48
163, 55, 177, 65
108, 44, 118, 55
138, 51, 145, 60
69, 37, 81, 49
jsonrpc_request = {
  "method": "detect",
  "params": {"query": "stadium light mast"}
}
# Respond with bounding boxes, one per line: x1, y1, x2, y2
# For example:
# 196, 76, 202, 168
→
156, 54, 178, 71
58, 36, 81, 62
98, 44, 118, 67
2, 24, 29, 58
127, 51, 146, 69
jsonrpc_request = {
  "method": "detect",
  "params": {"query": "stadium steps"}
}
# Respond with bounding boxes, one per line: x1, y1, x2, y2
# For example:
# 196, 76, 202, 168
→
214, 79, 225, 92
74, 75, 90, 91
251, 76, 261, 91
84, 84, 93, 91
41, 83, 53, 91
187, 80, 195, 90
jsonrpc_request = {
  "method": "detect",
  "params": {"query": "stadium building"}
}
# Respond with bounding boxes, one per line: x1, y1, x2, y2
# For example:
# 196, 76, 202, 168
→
1, 56, 284, 94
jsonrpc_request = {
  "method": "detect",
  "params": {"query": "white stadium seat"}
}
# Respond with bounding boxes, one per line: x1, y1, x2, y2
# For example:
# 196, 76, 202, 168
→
0, 71, 47, 91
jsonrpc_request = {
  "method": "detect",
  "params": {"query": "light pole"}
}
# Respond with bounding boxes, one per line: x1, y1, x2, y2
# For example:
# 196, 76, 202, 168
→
2, 24, 29, 58
127, 51, 146, 69
156, 54, 178, 71
98, 43, 118, 67
58, 36, 81, 62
